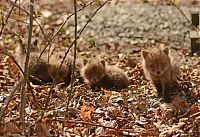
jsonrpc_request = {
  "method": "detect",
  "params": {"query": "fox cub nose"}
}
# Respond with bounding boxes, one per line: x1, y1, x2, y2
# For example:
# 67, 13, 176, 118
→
91, 78, 98, 83
157, 71, 161, 75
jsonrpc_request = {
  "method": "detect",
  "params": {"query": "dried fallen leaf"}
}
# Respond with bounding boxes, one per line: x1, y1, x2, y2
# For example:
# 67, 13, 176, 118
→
4, 56, 19, 80
101, 90, 112, 105
171, 96, 188, 110
35, 119, 51, 137
81, 103, 94, 121
105, 129, 120, 136
0, 122, 21, 134
160, 103, 175, 120
190, 104, 200, 115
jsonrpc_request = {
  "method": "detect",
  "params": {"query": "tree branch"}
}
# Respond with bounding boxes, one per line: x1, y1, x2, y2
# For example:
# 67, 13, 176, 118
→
63, 0, 78, 129
38, 0, 95, 61
0, 77, 24, 123
60, 0, 109, 71
20, 0, 34, 135
0, 0, 17, 36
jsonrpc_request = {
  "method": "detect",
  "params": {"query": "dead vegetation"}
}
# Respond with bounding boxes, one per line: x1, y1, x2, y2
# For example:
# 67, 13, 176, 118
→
0, 0, 199, 136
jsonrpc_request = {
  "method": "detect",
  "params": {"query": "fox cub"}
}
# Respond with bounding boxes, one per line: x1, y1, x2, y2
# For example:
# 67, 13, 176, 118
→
48, 52, 72, 85
15, 45, 52, 85
81, 56, 129, 90
15, 45, 80, 86
141, 47, 180, 102
48, 52, 83, 86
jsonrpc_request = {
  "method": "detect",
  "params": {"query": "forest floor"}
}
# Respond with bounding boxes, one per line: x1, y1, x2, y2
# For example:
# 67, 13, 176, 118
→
0, 0, 200, 136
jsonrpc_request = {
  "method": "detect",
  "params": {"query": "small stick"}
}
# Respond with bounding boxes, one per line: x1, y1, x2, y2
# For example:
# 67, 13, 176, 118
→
0, 0, 17, 36
0, 77, 24, 123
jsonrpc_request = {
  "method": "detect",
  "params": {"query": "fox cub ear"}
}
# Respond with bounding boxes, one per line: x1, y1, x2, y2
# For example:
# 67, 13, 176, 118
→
100, 60, 105, 66
141, 50, 149, 59
163, 48, 169, 55
83, 59, 88, 65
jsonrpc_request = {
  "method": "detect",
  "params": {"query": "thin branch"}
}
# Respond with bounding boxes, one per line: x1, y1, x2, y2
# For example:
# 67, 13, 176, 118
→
7, 0, 51, 47
37, 0, 96, 119
70, 0, 78, 111
43, 81, 56, 110
169, 1, 200, 48
0, 77, 24, 123
7, 0, 95, 62
38, 0, 95, 60
60, 0, 109, 69
0, 46, 46, 84
63, 0, 78, 129
0, 48, 42, 121
20, 0, 34, 134
0, 0, 17, 36
0, 47, 24, 76
7, 0, 95, 76
61, 0, 109, 130
166, 0, 199, 34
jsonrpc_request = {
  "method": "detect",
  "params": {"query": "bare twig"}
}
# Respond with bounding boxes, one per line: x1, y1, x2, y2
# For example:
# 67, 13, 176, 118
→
7, 0, 51, 47
7, 0, 95, 62
0, 47, 24, 75
167, 0, 200, 49
38, 0, 95, 61
37, 0, 96, 118
20, 0, 34, 134
0, 77, 24, 123
57, 119, 157, 136
70, 0, 78, 112
43, 81, 55, 110
60, 0, 109, 130
60, 0, 109, 69
7, 0, 95, 80
166, 0, 199, 34
0, 48, 42, 120
63, 0, 78, 129
0, 0, 17, 36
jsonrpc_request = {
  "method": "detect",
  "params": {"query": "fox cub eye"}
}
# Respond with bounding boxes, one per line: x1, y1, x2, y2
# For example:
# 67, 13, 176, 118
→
149, 64, 154, 68
160, 63, 165, 67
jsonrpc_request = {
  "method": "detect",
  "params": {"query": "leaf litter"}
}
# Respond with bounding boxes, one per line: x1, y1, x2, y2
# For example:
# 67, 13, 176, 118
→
0, 0, 200, 136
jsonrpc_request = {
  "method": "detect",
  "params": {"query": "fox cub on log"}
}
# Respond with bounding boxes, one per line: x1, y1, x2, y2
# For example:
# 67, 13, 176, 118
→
81, 56, 129, 90
141, 47, 180, 102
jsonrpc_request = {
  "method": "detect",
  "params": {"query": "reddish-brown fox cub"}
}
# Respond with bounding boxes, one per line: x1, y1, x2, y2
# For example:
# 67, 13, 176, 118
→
48, 52, 72, 86
81, 56, 129, 90
15, 46, 78, 86
48, 52, 83, 86
15, 45, 52, 85
141, 47, 180, 102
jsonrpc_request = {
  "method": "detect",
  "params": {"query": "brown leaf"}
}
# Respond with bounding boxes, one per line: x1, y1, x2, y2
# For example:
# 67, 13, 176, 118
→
101, 90, 111, 105
0, 122, 21, 134
105, 129, 120, 136
66, 121, 76, 128
171, 96, 188, 110
5, 56, 20, 80
190, 104, 200, 115
35, 119, 51, 137
160, 103, 175, 120
81, 104, 94, 121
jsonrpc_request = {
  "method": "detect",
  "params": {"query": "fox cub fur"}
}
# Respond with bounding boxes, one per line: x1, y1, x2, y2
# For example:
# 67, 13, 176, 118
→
81, 56, 129, 90
141, 47, 180, 102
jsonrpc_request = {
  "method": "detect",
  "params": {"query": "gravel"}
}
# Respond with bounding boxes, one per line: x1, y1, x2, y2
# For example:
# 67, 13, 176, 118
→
67, 3, 195, 47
